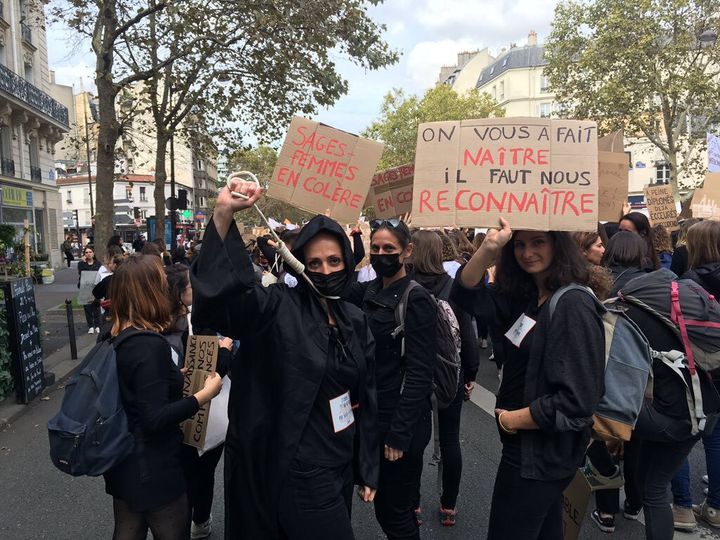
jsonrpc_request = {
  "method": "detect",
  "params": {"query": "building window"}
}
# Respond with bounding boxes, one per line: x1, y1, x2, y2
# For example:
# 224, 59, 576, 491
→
499, 81, 505, 100
656, 162, 671, 184
492, 86, 497, 99
125, 185, 133, 200
489, 66, 495, 75
502, 58, 508, 67
139, 186, 146, 201
196, 159, 204, 171
539, 103, 552, 118
540, 75, 550, 92
66, 190, 72, 204
83, 188, 89, 204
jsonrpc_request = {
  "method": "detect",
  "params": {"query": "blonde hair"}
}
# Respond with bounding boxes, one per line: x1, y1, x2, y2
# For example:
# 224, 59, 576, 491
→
109, 254, 171, 336
687, 221, 720, 268
676, 218, 702, 247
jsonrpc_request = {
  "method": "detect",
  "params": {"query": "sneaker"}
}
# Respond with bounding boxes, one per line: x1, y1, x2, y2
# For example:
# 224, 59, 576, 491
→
439, 506, 457, 527
623, 501, 641, 520
673, 505, 697, 531
488, 352, 495, 362
480, 339, 488, 349
590, 509, 616, 533
703, 474, 710, 485
191, 515, 212, 539
414, 507, 422, 526
87, 327, 94, 334
94, 327, 101, 334
694, 501, 720, 528
581, 460, 625, 491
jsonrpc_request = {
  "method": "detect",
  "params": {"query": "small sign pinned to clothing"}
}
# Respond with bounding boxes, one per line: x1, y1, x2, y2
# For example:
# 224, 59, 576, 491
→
329, 391, 355, 433
504, 314, 537, 348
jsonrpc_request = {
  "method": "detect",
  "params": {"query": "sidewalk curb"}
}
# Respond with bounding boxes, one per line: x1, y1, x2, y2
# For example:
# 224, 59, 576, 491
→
0, 339, 96, 431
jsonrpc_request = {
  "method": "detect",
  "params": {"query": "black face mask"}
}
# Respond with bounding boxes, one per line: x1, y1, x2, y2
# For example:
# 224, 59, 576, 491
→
370, 253, 403, 278
306, 269, 348, 297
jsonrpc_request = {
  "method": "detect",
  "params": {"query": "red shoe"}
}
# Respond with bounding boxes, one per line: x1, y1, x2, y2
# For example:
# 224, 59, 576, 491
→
414, 507, 423, 525
439, 506, 458, 526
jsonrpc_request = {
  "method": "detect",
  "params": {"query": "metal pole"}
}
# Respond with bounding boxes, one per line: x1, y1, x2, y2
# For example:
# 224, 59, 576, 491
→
83, 92, 94, 218
170, 134, 176, 249
65, 299, 77, 360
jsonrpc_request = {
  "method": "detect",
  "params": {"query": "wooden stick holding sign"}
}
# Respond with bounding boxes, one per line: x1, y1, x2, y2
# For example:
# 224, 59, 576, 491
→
411, 118, 598, 231
182, 335, 219, 449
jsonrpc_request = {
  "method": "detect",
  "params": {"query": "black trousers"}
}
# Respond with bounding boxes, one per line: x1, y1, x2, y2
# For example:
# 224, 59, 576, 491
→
64, 250, 73, 267
180, 443, 224, 525
277, 460, 354, 540
375, 411, 432, 540
83, 301, 101, 329
438, 386, 465, 509
487, 460, 573, 540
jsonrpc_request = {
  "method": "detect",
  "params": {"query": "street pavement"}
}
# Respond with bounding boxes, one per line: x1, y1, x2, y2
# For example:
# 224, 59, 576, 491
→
0, 268, 718, 538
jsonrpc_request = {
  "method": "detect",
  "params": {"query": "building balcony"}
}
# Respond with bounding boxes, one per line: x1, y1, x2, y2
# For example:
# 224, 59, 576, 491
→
0, 64, 69, 127
30, 166, 41, 182
1, 157, 14, 176
20, 22, 31, 45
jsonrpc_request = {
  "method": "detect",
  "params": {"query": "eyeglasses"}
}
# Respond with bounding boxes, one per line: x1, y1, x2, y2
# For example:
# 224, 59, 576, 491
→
370, 218, 401, 231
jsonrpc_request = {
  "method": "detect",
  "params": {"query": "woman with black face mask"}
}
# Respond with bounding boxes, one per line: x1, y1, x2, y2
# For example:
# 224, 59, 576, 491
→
191, 179, 379, 540
346, 219, 437, 540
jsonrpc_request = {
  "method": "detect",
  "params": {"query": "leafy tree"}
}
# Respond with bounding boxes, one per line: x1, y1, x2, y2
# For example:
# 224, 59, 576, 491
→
545, 0, 720, 200
364, 85, 505, 169
227, 146, 315, 226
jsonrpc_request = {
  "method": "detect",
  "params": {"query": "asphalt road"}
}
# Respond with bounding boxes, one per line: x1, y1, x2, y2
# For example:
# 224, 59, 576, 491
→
0, 344, 717, 539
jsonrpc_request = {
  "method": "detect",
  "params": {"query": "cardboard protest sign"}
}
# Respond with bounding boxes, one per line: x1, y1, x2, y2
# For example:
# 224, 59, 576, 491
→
268, 116, 384, 224
411, 118, 598, 231
691, 173, 720, 220
182, 335, 219, 449
598, 152, 628, 222
366, 163, 414, 219
598, 130, 624, 153
562, 471, 592, 540
644, 184, 679, 231
77, 271, 98, 305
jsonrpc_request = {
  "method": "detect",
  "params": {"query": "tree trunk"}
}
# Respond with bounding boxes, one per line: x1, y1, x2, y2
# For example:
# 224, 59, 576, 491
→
153, 135, 169, 244
93, 1, 120, 260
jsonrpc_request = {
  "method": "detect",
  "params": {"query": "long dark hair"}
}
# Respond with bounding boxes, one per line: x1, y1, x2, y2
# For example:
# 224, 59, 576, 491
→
601, 231, 646, 269
620, 213, 660, 269
494, 231, 589, 297
164, 264, 190, 332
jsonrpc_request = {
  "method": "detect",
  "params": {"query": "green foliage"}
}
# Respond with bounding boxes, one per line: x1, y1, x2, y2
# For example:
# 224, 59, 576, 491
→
0, 224, 15, 250
227, 146, 315, 225
364, 85, 505, 169
0, 289, 15, 401
545, 0, 720, 198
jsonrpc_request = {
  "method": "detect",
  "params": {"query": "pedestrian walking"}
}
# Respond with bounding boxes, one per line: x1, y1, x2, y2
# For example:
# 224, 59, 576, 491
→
78, 246, 101, 333
62, 235, 74, 267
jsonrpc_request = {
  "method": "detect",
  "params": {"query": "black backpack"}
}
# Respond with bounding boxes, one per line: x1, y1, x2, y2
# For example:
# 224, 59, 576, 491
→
48, 329, 156, 476
393, 279, 462, 409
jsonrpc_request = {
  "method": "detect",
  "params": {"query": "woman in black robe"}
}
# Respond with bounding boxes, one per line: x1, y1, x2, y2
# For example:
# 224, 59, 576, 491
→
191, 180, 378, 540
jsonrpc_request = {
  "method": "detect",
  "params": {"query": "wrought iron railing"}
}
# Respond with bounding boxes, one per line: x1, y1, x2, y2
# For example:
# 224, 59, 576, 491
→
1, 157, 15, 176
30, 166, 41, 182
20, 23, 31, 44
0, 64, 69, 126
0, 2, 5, 22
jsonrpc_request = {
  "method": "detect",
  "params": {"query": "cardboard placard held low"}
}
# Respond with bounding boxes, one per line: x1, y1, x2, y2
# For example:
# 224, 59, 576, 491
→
268, 116, 384, 224
644, 184, 679, 231
598, 151, 628, 222
366, 163, 415, 219
562, 470, 592, 540
691, 173, 720, 220
182, 335, 219, 449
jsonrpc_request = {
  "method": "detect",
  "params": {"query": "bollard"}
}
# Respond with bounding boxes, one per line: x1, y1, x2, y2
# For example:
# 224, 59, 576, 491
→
65, 299, 77, 360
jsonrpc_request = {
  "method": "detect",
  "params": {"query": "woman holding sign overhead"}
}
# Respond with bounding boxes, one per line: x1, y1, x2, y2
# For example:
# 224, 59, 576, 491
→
450, 218, 605, 540
191, 179, 378, 540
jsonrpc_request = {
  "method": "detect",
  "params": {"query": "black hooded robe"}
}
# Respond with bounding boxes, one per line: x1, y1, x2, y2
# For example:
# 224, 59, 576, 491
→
191, 216, 378, 539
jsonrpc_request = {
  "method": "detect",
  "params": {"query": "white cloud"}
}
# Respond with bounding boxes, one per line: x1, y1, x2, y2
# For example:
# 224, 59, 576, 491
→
406, 38, 484, 89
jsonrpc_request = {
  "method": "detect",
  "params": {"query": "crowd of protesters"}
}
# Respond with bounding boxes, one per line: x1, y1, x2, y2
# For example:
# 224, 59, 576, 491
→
59, 182, 720, 540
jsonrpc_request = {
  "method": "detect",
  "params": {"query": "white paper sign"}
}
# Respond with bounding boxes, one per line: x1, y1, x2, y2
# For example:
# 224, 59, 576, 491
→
504, 314, 537, 348
329, 391, 355, 433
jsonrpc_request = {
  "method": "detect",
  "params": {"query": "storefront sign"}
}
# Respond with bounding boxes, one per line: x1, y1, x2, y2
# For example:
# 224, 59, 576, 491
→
1, 186, 33, 207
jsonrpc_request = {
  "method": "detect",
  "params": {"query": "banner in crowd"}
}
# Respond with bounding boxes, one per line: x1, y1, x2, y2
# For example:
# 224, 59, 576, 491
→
182, 335, 219, 449
268, 116, 385, 224
644, 184, 679, 231
365, 163, 414, 219
411, 118, 598, 231
691, 173, 720, 220
709, 133, 720, 173
597, 130, 629, 222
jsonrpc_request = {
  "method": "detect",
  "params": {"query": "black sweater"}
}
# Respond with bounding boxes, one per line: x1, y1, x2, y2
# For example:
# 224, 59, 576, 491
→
450, 265, 605, 481
103, 332, 199, 512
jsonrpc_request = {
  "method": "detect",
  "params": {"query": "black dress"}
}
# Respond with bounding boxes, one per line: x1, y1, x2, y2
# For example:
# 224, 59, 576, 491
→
191, 216, 378, 539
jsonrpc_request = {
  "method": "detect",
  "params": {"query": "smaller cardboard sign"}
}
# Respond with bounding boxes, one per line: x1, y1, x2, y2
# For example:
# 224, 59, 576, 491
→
182, 335, 219, 449
562, 470, 592, 540
644, 184, 679, 231
367, 163, 414, 219
598, 151, 628, 222
268, 116, 385, 224
691, 173, 720, 220
77, 270, 98, 305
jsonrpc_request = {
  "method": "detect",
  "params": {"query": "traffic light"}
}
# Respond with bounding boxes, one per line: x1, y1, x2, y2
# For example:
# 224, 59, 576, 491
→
177, 189, 188, 210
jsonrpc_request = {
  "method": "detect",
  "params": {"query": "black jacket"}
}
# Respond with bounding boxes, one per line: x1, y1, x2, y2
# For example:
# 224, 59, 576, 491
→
608, 265, 648, 297
683, 262, 720, 298
450, 265, 605, 481
191, 216, 378, 539
346, 274, 436, 451
411, 271, 479, 384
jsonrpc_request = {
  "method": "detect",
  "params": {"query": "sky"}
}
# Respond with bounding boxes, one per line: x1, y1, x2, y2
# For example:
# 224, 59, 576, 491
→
47, 0, 561, 139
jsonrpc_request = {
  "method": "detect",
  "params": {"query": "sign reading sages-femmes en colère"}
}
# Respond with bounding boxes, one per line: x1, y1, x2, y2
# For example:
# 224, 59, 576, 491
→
411, 118, 598, 231
268, 116, 385, 224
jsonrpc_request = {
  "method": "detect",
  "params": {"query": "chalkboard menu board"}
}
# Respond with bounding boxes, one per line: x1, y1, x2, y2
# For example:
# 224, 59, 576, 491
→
3, 277, 44, 403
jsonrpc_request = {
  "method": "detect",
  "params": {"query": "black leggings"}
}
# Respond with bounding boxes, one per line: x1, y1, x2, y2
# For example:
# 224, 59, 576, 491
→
438, 386, 465, 509
111, 494, 188, 540
487, 460, 573, 540
181, 443, 224, 525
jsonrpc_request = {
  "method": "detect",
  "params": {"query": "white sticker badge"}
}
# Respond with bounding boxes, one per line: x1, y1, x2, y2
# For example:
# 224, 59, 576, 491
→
504, 314, 537, 348
329, 391, 355, 433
